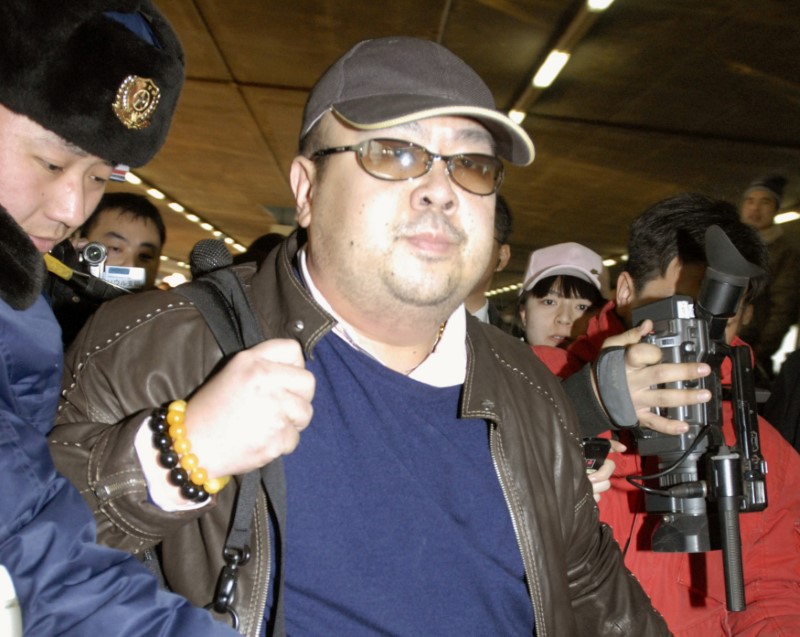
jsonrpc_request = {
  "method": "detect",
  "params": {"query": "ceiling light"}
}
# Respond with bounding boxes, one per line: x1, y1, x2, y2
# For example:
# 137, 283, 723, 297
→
147, 188, 165, 200
602, 258, 617, 267
775, 211, 800, 225
509, 110, 527, 125
168, 202, 185, 212
233, 243, 246, 252
223, 237, 234, 245
125, 172, 142, 185
185, 213, 200, 223
161, 272, 188, 288
200, 222, 214, 231
587, 0, 615, 11
532, 50, 571, 88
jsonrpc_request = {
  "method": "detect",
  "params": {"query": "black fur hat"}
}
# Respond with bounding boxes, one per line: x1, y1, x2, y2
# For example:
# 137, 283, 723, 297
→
0, 0, 184, 167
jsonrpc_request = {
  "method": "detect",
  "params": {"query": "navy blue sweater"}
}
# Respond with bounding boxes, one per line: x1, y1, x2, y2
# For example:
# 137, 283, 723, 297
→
276, 332, 534, 635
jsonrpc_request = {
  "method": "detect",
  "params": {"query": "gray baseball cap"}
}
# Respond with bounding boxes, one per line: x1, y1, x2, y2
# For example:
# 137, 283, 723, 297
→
301, 37, 534, 166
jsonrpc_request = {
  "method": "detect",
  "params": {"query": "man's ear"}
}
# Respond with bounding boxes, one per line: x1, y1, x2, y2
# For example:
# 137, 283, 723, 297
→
290, 156, 316, 229
615, 271, 635, 309
496, 243, 511, 272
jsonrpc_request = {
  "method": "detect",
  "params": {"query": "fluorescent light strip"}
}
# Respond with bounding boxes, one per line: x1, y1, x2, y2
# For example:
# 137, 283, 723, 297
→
533, 50, 571, 88
509, 110, 527, 125
124, 171, 247, 249
587, 0, 615, 11
776, 211, 800, 225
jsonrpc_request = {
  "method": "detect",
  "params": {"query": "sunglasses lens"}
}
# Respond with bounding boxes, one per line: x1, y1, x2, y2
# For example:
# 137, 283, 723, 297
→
448, 155, 503, 195
359, 140, 428, 180
357, 139, 502, 195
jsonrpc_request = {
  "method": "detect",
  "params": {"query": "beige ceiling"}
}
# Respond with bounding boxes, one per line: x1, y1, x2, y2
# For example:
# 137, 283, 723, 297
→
113, 0, 800, 293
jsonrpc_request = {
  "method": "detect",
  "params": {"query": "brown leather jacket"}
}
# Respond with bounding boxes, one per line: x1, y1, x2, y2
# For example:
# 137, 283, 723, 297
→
50, 234, 669, 636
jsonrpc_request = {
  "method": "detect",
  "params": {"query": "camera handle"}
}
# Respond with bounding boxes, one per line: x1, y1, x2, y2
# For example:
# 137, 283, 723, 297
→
710, 449, 745, 611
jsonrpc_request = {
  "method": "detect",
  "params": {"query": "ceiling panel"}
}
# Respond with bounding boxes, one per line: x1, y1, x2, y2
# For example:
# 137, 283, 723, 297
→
127, 0, 800, 291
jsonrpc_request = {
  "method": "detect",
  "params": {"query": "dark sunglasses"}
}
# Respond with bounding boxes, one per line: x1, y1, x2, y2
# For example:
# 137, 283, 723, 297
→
311, 138, 504, 196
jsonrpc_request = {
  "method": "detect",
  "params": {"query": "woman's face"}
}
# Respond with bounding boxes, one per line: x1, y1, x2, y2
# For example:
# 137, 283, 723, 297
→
520, 290, 597, 347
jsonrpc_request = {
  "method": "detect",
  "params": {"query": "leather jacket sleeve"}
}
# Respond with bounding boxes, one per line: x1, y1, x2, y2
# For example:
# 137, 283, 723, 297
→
466, 323, 670, 635
50, 288, 224, 552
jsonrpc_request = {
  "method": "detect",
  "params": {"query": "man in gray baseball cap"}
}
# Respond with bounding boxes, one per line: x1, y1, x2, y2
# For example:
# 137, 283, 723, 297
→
52, 36, 706, 635
0, 1, 237, 634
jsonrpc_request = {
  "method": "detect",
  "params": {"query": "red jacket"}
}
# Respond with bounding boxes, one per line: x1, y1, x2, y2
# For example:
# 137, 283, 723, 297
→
536, 301, 800, 636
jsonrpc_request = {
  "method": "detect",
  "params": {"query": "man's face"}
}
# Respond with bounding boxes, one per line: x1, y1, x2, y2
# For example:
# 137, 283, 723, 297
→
739, 188, 778, 231
0, 105, 113, 253
292, 115, 497, 325
82, 208, 163, 288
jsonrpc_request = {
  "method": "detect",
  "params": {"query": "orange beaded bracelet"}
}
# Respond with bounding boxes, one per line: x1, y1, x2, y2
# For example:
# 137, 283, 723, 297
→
150, 400, 230, 501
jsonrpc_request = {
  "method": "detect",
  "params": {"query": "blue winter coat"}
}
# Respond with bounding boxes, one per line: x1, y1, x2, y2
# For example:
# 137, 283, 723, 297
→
0, 205, 237, 636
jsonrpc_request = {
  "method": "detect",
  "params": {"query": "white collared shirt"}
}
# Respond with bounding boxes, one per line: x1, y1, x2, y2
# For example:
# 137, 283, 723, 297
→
298, 247, 467, 387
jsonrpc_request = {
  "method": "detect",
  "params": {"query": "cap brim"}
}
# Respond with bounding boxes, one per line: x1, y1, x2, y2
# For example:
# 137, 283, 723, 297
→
522, 265, 599, 293
332, 95, 534, 166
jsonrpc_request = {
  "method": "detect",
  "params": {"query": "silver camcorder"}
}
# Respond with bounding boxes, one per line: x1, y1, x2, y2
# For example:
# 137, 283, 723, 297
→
80, 242, 146, 290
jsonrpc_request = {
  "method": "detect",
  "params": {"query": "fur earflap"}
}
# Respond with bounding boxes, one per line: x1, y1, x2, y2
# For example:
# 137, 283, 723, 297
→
0, 0, 184, 167
0, 205, 46, 310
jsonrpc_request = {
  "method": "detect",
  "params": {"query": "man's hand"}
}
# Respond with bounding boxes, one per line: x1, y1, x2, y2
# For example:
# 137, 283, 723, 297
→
183, 338, 315, 478
601, 320, 711, 435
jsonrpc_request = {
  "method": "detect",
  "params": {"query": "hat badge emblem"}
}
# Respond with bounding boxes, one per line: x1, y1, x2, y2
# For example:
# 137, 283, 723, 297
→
112, 75, 161, 130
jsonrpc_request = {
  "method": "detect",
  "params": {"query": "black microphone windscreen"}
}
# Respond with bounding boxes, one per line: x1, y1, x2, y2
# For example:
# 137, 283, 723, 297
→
190, 239, 233, 278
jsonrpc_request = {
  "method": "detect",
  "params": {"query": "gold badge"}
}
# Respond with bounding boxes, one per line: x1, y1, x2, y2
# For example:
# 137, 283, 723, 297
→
112, 75, 161, 130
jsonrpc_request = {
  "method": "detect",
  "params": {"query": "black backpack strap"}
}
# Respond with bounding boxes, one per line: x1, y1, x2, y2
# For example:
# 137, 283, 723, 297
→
174, 265, 287, 635
175, 267, 264, 353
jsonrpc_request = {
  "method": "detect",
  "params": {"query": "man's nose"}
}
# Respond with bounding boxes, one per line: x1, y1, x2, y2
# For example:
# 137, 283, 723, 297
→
51, 176, 90, 229
411, 159, 458, 213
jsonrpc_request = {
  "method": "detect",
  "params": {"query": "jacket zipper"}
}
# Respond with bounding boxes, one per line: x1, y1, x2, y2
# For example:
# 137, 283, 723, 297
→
489, 423, 545, 637
252, 491, 270, 637
93, 476, 145, 501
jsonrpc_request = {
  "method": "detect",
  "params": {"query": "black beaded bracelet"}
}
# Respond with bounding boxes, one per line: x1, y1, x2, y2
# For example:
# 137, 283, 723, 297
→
149, 406, 210, 503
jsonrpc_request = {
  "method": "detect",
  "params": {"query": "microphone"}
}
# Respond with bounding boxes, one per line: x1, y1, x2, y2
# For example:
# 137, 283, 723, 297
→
43, 253, 131, 301
190, 239, 233, 278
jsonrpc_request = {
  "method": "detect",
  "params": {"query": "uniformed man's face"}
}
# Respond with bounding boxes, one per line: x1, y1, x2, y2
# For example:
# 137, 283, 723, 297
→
0, 104, 112, 253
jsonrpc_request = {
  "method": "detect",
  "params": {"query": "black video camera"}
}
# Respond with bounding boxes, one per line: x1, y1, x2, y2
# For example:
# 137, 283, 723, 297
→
628, 225, 767, 611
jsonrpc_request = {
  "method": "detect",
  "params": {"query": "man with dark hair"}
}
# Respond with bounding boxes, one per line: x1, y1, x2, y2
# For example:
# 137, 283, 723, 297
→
465, 194, 517, 331
547, 193, 800, 636
48, 191, 168, 345
0, 1, 237, 634
79, 191, 167, 289
51, 37, 708, 635
738, 175, 800, 382
625, 193, 768, 297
